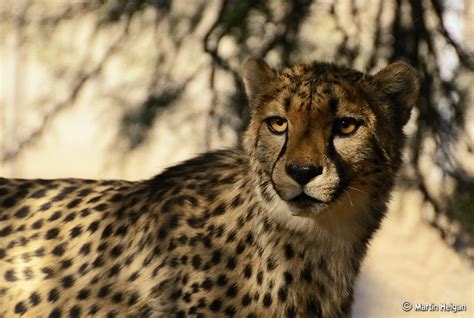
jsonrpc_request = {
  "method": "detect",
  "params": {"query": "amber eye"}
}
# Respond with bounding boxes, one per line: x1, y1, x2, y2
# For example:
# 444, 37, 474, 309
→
266, 116, 288, 135
334, 117, 360, 135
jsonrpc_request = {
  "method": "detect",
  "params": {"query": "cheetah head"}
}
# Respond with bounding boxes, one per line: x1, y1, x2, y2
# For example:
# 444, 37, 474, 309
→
242, 58, 420, 218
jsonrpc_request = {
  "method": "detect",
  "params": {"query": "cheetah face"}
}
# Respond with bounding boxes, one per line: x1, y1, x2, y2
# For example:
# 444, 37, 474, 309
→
242, 58, 419, 216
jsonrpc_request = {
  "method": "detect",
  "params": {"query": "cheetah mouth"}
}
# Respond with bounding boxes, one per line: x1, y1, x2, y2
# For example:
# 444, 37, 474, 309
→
289, 193, 324, 205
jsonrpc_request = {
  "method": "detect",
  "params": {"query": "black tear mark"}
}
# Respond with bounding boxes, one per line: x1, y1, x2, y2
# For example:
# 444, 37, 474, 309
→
329, 97, 339, 113
269, 134, 288, 198
253, 121, 264, 149
284, 96, 292, 111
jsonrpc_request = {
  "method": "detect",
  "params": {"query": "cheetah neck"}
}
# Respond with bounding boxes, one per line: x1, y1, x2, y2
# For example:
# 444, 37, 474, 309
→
215, 165, 375, 317
246, 158, 388, 283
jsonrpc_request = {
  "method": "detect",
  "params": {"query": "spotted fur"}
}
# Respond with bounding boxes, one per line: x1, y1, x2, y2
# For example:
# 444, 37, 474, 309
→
0, 58, 419, 317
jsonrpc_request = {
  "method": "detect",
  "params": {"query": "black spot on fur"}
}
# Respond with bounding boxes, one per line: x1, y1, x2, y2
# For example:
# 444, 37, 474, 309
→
209, 299, 222, 312
53, 186, 77, 202
201, 277, 214, 290
224, 305, 237, 317
48, 211, 62, 221
192, 255, 202, 269
226, 283, 238, 298
236, 241, 245, 254
14, 206, 30, 218
114, 225, 128, 237
262, 292, 272, 307
242, 293, 252, 306
61, 259, 73, 269
80, 208, 91, 217
70, 226, 83, 238
267, 256, 277, 271
210, 249, 221, 265
78, 189, 92, 197
301, 263, 312, 283
217, 274, 228, 286
79, 243, 91, 255
2, 197, 16, 208
110, 244, 123, 258
182, 292, 192, 303
63, 212, 76, 223
87, 221, 100, 233
45, 228, 60, 240
278, 286, 288, 302
0, 225, 13, 237
35, 248, 45, 257
211, 203, 226, 216
112, 292, 123, 303
52, 244, 66, 256
109, 193, 123, 202
243, 264, 252, 279
98, 285, 111, 298
128, 292, 140, 306
48, 288, 60, 303
77, 289, 90, 300
284, 271, 293, 284
31, 219, 43, 229
257, 271, 263, 285
30, 292, 41, 306
49, 308, 62, 318
66, 198, 82, 209
30, 188, 47, 198
5, 269, 17, 281
97, 242, 108, 253
284, 244, 295, 259
14, 301, 27, 315
127, 271, 140, 282
100, 224, 114, 239
69, 305, 81, 318
108, 264, 121, 277
226, 257, 236, 270
92, 256, 105, 268
307, 298, 322, 315
286, 306, 296, 318
62, 275, 75, 288
40, 202, 51, 211
88, 304, 100, 315
41, 267, 55, 279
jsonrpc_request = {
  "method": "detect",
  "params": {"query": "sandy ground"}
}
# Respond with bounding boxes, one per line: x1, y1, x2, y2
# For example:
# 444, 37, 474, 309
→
352, 189, 473, 318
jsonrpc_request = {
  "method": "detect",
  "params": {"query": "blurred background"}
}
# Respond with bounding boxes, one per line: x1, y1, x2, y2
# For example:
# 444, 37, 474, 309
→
0, 0, 473, 317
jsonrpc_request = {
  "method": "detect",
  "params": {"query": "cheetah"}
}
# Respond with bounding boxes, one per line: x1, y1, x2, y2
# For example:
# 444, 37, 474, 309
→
0, 58, 420, 317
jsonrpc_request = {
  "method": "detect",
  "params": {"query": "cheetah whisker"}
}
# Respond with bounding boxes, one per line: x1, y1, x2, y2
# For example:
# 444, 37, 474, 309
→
347, 185, 368, 194
344, 189, 354, 207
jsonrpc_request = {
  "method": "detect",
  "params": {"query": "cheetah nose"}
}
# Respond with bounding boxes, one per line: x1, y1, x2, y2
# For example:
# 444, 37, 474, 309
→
286, 164, 323, 185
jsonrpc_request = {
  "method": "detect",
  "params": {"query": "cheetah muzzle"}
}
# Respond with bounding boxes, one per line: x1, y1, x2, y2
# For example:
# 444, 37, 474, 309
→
0, 58, 420, 318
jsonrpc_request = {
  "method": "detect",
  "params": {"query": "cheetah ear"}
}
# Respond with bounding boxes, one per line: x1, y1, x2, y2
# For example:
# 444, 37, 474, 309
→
372, 62, 421, 126
242, 57, 276, 102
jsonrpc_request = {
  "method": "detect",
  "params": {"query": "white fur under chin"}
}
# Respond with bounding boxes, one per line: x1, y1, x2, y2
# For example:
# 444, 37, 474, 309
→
263, 185, 372, 245
265, 195, 324, 236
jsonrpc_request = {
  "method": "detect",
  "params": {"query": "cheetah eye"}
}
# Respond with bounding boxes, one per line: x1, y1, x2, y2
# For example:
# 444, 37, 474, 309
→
334, 117, 361, 136
266, 116, 288, 135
